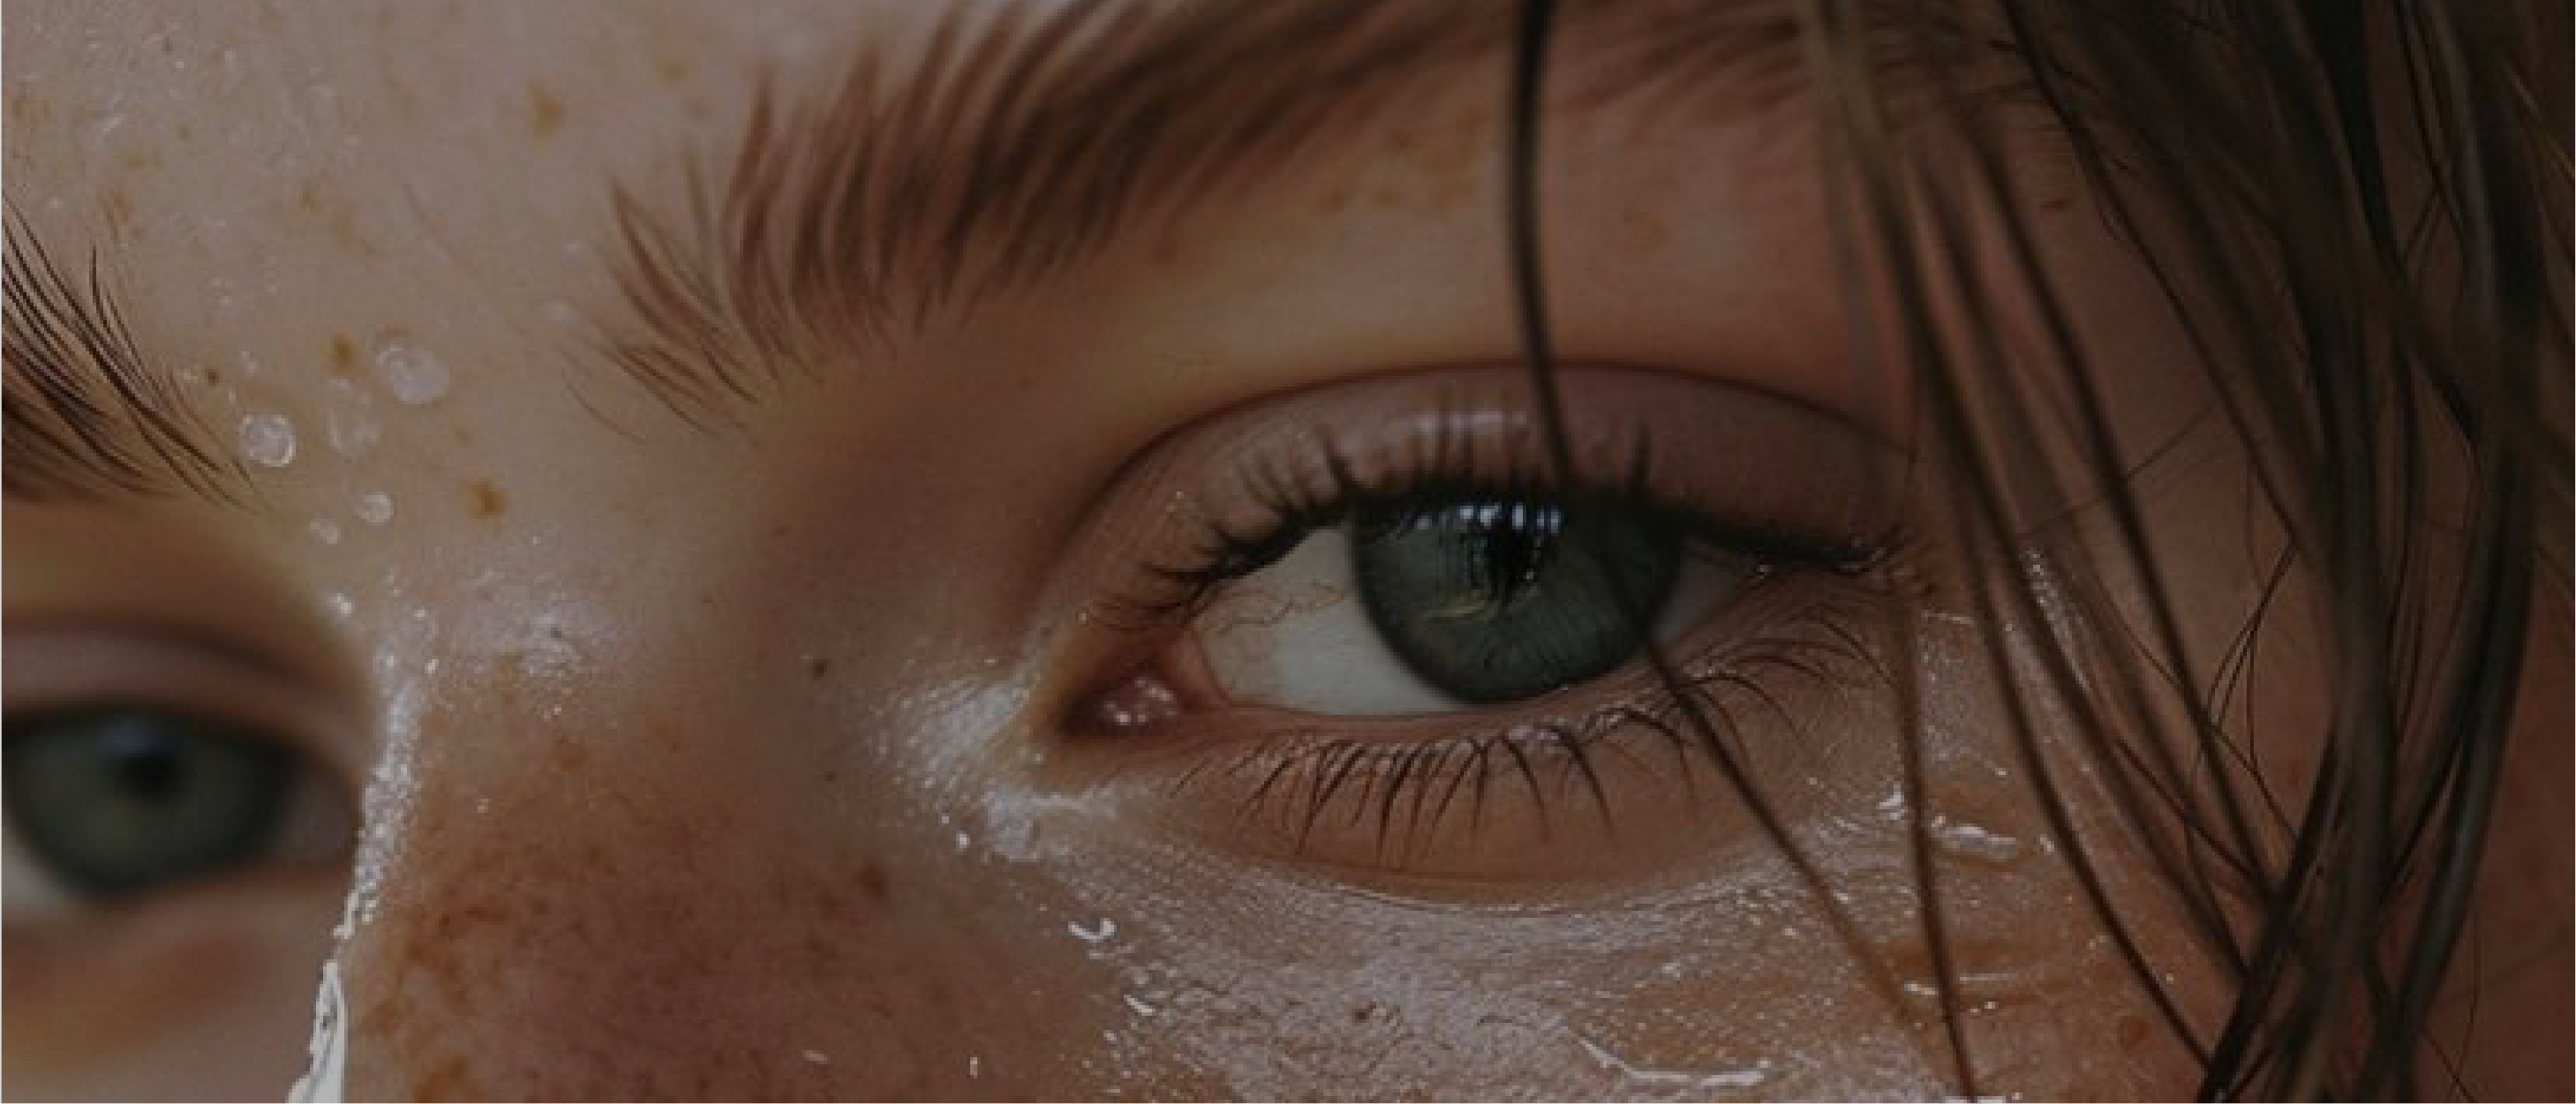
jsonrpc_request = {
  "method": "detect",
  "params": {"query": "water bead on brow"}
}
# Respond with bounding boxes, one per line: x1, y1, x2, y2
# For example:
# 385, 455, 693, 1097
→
368, 334, 450, 406
238, 412, 299, 469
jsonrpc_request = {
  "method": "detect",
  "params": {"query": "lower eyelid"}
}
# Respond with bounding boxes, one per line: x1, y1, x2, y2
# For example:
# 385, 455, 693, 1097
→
1048, 568, 1900, 883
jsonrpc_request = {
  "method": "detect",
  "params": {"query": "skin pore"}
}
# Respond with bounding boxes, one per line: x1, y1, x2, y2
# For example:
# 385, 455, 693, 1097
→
4, 1, 2566, 1100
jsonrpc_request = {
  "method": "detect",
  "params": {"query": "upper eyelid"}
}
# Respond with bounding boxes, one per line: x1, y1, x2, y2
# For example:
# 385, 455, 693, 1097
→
3, 625, 362, 772
1028, 365, 1907, 695
1084, 367, 1898, 571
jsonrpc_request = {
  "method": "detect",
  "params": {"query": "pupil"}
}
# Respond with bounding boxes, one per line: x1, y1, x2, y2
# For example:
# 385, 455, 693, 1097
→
1468, 501, 1558, 607
110, 738, 190, 803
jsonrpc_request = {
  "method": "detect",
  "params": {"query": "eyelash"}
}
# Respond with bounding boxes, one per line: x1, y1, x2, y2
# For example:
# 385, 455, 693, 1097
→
1103, 421, 1885, 631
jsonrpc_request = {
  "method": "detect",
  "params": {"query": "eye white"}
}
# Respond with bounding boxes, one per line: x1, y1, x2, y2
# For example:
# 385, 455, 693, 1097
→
1192, 522, 1752, 717
1197, 529, 1459, 716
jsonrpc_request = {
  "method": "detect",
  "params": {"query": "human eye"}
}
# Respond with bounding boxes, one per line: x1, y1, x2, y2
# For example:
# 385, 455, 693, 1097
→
4, 630, 355, 919
1046, 366, 1908, 886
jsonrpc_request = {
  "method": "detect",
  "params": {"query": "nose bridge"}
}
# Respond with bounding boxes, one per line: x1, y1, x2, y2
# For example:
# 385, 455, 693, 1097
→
331, 681, 911, 1100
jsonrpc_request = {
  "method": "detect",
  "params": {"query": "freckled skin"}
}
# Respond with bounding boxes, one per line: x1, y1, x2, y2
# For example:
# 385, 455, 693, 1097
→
4, 2, 2565, 1101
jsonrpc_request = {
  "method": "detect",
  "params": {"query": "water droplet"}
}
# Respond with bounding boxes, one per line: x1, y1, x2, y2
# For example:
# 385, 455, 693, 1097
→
953, 830, 972, 852
307, 518, 343, 546
324, 379, 380, 457
967, 1055, 983, 1078
370, 335, 450, 405
799, 1049, 830, 1065
1067, 917, 1117, 943
325, 593, 354, 621
285, 960, 347, 1103
239, 412, 298, 468
1933, 820, 2023, 863
353, 492, 394, 525
1121, 993, 1158, 1017
1576, 1035, 1768, 1090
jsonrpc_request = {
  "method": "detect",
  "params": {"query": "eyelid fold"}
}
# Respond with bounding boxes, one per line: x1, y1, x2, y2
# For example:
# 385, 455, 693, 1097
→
3, 628, 358, 770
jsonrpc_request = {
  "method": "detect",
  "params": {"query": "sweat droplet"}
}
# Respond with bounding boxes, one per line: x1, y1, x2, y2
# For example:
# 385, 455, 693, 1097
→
370, 335, 450, 405
1068, 917, 1117, 943
239, 412, 298, 468
354, 492, 395, 525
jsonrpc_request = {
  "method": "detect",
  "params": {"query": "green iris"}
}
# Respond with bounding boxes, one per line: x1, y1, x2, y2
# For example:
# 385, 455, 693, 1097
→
4, 709, 292, 901
1351, 495, 1681, 704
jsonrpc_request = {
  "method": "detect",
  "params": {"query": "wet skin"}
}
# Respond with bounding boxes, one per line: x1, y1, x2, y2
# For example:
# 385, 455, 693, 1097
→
4, 1, 2568, 1100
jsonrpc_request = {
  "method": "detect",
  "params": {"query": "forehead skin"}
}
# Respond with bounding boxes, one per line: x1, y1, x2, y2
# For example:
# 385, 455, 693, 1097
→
6, 1, 2566, 1100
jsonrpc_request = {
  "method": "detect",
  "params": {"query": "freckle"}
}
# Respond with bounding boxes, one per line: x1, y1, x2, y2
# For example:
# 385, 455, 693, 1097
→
330, 334, 358, 375
466, 477, 508, 518
411, 1056, 476, 1100
856, 865, 892, 905
6, 91, 49, 130
550, 740, 591, 770
805, 655, 830, 680
528, 84, 565, 138
99, 186, 134, 234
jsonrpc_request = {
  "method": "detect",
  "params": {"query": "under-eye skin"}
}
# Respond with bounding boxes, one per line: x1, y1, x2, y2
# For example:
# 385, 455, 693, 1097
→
1050, 366, 1911, 883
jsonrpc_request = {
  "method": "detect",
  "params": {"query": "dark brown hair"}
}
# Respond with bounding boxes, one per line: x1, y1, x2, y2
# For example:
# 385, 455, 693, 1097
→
1510, 0, 2569, 1097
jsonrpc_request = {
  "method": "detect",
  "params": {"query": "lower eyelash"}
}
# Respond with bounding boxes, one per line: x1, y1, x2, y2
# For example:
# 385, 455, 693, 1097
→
1147, 585, 1893, 875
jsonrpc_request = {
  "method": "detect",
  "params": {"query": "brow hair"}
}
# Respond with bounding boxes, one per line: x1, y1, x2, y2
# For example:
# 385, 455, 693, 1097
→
599, 0, 1810, 430
4, 211, 245, 505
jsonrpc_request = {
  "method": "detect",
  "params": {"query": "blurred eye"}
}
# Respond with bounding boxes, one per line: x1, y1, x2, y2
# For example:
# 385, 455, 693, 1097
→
4, 707, 345, 905
1195, 492, 1758, 714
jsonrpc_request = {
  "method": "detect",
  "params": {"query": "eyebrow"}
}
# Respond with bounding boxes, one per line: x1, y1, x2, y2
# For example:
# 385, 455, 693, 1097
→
602, 0, 1808, 429
4, 212, 248, 505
